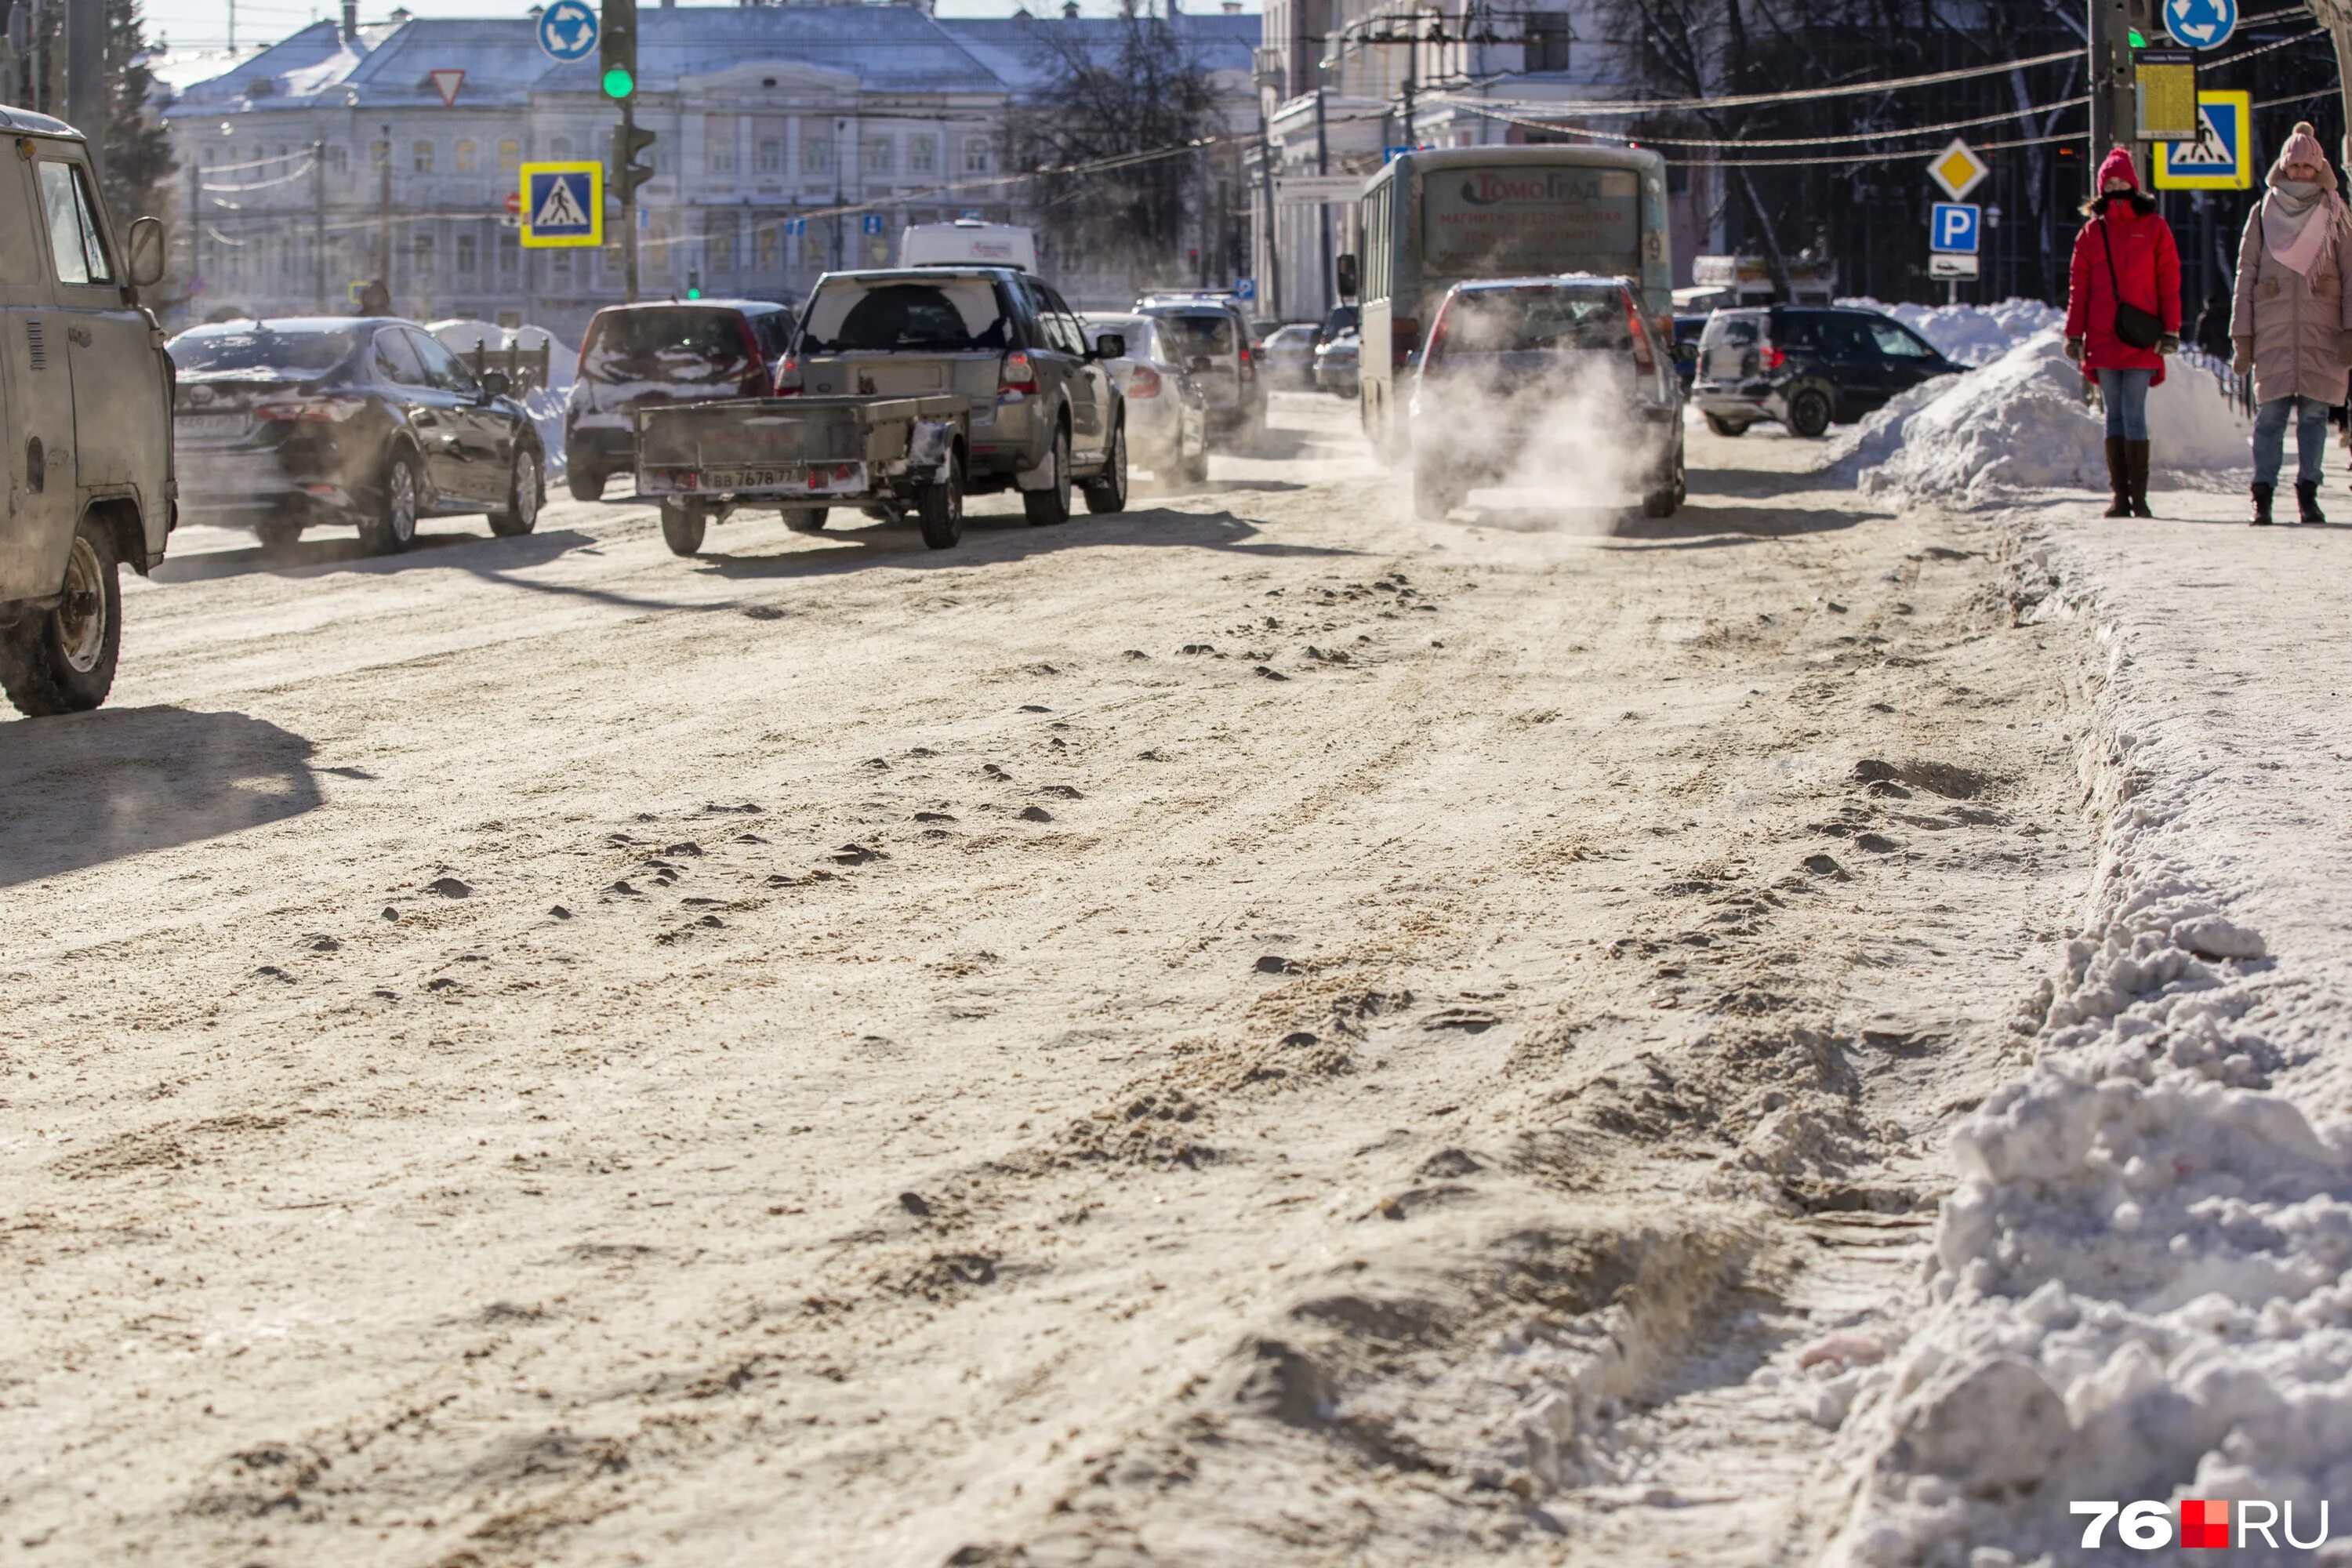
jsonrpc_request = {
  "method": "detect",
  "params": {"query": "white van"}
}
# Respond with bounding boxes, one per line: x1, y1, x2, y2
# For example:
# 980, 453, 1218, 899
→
897, 220, 1036, 273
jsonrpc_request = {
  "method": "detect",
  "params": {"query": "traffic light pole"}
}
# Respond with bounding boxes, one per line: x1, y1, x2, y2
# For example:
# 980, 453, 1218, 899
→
619, 97, 641, 304
2088, 0, 2139, 196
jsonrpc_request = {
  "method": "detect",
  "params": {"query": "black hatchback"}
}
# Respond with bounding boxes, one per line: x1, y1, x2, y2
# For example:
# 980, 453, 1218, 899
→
169, 318, 547, 554
1692, 305, 1962, 438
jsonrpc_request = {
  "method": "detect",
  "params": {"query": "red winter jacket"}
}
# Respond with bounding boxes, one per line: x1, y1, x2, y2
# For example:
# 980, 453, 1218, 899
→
2065, 197, 2183, 385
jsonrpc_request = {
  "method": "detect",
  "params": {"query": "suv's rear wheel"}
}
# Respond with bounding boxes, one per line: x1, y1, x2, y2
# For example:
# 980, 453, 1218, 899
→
490, 448, 541, 536
919, 448, 965, 550
659, 502, 706, 557
568, 465, 604, 503
1023, 423, 1073, 526
1642, 438, 1686, 518
1703, 412, 1751, 437
1083, 418, 1128, 514
782, 507, 829, 533
360, 450, 420, 555
0, 516, 122, 717
1784, 387, 1833, 440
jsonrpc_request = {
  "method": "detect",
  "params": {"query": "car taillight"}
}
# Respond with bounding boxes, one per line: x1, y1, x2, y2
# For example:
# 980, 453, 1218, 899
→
1239, 343, 1256, 381
256, 397, 365, 423
1762, 345, 1787, 370
1000, 350, 1039, 394
1624, 292, 1655, 373
1129, 364, 1163, 400
735, 316, 768, 397
1421, 303, 1452, 372
1391, 315, 1419, 370
774, 354, 802, 396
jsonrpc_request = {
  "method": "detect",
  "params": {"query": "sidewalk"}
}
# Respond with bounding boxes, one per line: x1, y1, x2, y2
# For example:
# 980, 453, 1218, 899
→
1824, 488, 2352, 1564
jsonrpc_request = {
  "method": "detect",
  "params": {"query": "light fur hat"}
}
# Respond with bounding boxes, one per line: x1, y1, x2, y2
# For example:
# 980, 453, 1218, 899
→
2273, 121, 2337, 189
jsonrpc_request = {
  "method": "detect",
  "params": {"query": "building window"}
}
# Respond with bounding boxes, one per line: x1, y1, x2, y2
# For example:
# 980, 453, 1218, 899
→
711, 212, 739, 271
757, 136, 782, 175
499, 232, 518, 277
372, 139, 390, 172
455, 139, 477, 173
801, 134, 832, 176
275, 143, 291, 174
1523, 13, 1570, 72
646, 215, 672, 274
708, 117, 738, 175
456, 232, 477, 274
414, 232, 435, 278
757, 219, 779, 270
412, 140, 434, 174
550, 136, 572, 161
325, 143, 349, 173
909, 135, 937, 176
863, 137, 893, 176
499, 138, 521, 173
963, 137, 990, 175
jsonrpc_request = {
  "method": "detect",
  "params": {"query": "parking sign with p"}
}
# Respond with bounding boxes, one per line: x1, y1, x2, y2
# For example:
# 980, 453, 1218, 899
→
1931, 202, 1980, 255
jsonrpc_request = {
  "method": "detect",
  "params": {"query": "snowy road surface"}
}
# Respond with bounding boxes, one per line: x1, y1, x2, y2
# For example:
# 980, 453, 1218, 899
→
5, 397, 2112, 1563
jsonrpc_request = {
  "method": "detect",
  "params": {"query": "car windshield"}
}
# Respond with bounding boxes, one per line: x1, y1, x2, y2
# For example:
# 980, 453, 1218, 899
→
798, 278, 1007, 353
581, 307, 757, 384
1441, 287, 1631, 354
1154, 313, 1236, 358
169, 325, 360, 378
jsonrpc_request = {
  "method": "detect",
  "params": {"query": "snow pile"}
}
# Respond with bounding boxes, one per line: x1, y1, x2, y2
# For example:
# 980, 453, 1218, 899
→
1839, 296, 2065, 367
428, 321, 573, 480
1820, 541, 2352, 1566
1830, 330, 2250, 507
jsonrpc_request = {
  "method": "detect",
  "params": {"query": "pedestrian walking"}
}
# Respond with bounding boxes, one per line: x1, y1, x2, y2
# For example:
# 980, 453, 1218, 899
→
2066, 147, 2183, 518
2230, 121, 2352, 526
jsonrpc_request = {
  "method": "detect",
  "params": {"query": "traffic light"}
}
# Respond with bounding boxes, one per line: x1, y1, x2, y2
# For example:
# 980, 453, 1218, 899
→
601, 0, 638, 100
685, 270, 702, 300
612, 120, 657, 202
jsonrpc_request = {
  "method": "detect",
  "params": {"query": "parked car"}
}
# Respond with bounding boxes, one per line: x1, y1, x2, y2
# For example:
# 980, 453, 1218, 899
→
1261, 323, 1321, 390
1132, 297, 1265, 448
1692, 304, 1962, 437
1083, 315, 1210, 485
169, 318, 548, 554
1406, 275, 1685, 521
1671, 313, 1708, 392
564, 299, 793, 500
1315, 329, 1361, 398
0, 103, 172, 717
775, 266, 1126, 526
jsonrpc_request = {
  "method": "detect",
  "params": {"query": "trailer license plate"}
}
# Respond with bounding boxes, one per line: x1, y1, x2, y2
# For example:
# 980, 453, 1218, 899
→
704, 466, 794, 489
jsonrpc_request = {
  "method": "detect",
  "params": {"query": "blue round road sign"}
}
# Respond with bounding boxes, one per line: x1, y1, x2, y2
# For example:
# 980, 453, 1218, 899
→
2163, 0, 2234, 49
538, 0, 598, 63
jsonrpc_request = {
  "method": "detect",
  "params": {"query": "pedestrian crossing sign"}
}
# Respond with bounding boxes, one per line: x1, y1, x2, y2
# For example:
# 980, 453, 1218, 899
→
2154, 91, 2252, 191
519, 162, 603, 248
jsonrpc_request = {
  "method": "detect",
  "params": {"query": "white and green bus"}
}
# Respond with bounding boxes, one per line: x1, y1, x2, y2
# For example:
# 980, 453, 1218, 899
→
1340, 144, 1672, 450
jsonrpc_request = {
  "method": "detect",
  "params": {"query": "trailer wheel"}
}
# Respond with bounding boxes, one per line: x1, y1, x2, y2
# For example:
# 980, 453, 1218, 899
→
568, 466, 604, 503
660, 501, 706, 557
782, 507, 829, 533
918, 450, 964, 550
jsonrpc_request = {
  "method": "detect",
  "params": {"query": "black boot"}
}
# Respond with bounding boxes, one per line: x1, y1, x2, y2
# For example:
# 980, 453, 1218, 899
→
2103, 437, 2130, 517
2251, 482, 2275, 526
2127, 440, 2154, 517
2297, 481, 2327, 524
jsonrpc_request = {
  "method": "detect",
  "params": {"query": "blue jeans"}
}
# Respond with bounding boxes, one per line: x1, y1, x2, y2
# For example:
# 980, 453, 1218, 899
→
2097, 368, 2152, 440
2252, 395, 2331, 487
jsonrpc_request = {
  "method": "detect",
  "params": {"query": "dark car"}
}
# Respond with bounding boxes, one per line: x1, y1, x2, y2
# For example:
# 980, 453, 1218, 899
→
1406, 275, 1684, 520
1692, 305, 1962, 438
169, 317, 547, 554
564, 299, 794, 500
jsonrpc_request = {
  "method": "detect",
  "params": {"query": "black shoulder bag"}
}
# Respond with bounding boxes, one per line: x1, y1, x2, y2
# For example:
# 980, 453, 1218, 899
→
2099, 217, 2165, 350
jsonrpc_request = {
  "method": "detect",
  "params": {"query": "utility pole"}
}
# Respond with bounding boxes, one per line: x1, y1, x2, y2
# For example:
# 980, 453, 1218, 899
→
1315, 85, 1330, 317
376, 121, 392, 297
1258, 105, 1279, 320
187, 154, 201, 307
2087, 0, 2137, 197
64, 0, 100, 180
312, 136, 327, 311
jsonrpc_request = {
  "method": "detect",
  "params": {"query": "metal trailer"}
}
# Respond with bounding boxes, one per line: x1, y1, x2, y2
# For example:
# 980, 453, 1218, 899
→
633, 394, 970, 557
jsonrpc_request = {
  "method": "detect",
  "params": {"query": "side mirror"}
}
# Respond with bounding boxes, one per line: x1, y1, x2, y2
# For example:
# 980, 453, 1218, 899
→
478, 368, 511, 398
128, 216, 165, 289
1334, 253, 1359, 300
1091, 332, 1125, 361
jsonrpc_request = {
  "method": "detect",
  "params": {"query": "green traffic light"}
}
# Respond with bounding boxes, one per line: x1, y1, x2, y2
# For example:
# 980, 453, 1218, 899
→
2128, 27, 2146, 45
685, 287, 701, 299
602, 66, 633, 100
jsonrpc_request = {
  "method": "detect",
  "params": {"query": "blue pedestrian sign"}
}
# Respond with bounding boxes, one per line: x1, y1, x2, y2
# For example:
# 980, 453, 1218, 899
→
2163, 0, 2235, 49
538, 0, 597, 62
1930, 202, 1980, 255
518, 162, 602, 248
784, 216, 808, 237
2155, 90, 2253, 189
861, 213, 884, 236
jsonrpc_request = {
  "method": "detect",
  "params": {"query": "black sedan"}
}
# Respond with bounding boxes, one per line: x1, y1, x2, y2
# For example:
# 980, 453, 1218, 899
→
169, 317, 546, 554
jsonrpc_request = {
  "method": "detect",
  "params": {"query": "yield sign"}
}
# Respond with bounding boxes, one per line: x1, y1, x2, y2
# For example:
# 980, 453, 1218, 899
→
1927, 137, 1989, 201
429, 67, 465, 107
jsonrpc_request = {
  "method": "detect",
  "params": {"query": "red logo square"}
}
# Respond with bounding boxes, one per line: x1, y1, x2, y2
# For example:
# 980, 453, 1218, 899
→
2181, 1498, 2230, 1549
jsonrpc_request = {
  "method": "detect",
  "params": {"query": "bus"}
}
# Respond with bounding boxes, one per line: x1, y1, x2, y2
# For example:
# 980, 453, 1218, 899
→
1339, 145, 1672, 450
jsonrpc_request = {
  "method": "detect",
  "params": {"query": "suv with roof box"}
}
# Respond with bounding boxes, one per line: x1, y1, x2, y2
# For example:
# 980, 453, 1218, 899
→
564, 299, 794, 500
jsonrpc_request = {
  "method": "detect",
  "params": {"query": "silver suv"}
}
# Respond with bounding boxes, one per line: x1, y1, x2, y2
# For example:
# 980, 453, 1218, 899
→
0, 105, 173, 717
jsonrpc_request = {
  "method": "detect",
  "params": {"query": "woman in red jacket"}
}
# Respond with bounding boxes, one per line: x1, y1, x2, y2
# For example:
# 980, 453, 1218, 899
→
2063, 147, 2183, 517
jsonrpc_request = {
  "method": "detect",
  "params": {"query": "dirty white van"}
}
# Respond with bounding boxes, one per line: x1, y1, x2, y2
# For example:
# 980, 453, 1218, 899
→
0, 104, 173, 717
897, 220, 1037, 273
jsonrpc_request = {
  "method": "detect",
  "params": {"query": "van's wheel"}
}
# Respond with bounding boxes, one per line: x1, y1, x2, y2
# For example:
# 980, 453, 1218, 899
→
360, 450, 420, 555
0, 515, 122, 717
1083, 418, 1128, 514
489, 448, 541, 536
1023, 423, 1073, 526
918, 450, 965, 550
659, 501, 706, 557
782, 507, 829, 533
567, 466, 604, 503
1703, 412, 1750, 437
1785, 387, 1833, 440
1412, 462, 1460, 521
255, 517, 305, 553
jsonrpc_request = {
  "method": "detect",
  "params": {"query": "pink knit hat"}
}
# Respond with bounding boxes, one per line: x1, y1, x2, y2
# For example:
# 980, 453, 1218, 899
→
2097, 147, 2140, 191
2271, 121, 2337, 189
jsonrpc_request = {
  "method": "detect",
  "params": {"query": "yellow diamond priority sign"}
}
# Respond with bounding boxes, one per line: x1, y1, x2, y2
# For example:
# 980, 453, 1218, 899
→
1928, 138, 1990, 202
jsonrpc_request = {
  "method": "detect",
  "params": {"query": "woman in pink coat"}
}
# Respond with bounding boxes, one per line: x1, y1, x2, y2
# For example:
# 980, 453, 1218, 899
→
2230, 122, 2352, 525
2064, 147, 2183, 518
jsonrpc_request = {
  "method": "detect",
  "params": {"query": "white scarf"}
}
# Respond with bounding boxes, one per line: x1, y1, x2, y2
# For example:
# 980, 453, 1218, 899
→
2263, 177, 2343, 278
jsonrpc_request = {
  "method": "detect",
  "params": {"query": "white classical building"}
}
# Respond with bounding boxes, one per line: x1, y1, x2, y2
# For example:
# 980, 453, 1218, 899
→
160, 2, 1258, 333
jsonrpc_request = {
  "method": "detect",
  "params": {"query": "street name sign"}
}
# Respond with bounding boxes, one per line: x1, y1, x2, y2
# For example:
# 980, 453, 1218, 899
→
538, 0, 598, 63
519, 162, 604, 248
1927, 139, 1989, 201
2163, 0, 2236, 48
1276, 174, 1363, 205
2154, 90, 2252, 189
1930, 202, 1980, 255
2135, 50, 2199, 139
1929, 254, 1980, 280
